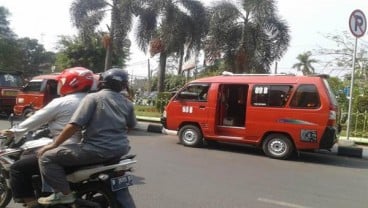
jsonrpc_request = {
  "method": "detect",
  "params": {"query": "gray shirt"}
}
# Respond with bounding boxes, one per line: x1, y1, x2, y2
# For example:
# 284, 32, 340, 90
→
69, 89, 136, 157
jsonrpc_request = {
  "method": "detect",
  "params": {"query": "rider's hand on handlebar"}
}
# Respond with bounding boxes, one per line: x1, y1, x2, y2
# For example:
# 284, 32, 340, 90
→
0, 129, 14, 139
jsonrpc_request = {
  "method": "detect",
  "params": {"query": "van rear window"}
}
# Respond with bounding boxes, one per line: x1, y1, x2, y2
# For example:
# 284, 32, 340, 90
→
290, 84, 320, 108
251, 85, 292, 107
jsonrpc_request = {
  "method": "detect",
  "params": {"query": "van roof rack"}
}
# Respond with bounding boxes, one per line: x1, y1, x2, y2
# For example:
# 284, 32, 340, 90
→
221, 71, 330, 78
221, 71, 295, 76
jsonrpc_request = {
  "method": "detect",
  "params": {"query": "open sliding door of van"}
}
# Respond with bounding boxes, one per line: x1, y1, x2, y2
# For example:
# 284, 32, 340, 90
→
215, 84, 249, 141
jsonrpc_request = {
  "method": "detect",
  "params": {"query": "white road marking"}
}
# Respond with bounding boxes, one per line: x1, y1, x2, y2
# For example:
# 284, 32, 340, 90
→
258, 198, 312, 208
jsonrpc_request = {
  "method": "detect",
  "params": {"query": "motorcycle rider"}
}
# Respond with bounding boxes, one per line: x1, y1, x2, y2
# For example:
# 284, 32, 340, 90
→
37, 68, 137, 206
1, 67, 94, 208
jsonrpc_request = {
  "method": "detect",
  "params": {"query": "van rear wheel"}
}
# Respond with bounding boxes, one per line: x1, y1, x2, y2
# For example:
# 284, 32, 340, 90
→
262, 133, 294, 159
179, 125, 203, 147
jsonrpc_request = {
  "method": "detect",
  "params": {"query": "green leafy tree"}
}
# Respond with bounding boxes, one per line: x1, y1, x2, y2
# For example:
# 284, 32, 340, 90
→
17, 38, 56, 77
0, 6, 19, 70
135, 0, 207, 92
55, 35, 108, 73
70, 0, 139, 70
0, 7, 15, 38
205, 0, 290, 73
292, 51, 318, 75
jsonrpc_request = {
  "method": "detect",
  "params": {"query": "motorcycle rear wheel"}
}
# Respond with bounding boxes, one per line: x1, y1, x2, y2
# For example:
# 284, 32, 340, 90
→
76, 182, 120, 208
0, 173, 12, 208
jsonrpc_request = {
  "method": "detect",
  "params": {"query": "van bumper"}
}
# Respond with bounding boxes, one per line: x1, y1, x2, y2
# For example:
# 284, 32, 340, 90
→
319, 126, 337, 149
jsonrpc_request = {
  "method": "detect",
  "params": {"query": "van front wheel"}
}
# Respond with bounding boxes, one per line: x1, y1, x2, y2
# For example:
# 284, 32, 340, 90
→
262, 134, 294, 159
179, 125, 203, 147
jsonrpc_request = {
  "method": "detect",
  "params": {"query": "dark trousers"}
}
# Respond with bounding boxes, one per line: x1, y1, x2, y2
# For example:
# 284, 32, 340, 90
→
10, 154, 39, 199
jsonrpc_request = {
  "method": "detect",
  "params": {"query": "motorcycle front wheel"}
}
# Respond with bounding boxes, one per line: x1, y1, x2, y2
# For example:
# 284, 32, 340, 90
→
0, 172, 12, 208
76, 182, 120, 208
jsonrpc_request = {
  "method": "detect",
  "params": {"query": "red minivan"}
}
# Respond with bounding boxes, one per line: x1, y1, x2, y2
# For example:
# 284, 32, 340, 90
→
13, 74, 59, 117
161, 73, 339, 159
14, 73, 101, 118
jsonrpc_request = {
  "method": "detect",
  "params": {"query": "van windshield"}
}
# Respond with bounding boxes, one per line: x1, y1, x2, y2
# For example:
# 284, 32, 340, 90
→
0, 73, 23, 87
23, 81, 43, 92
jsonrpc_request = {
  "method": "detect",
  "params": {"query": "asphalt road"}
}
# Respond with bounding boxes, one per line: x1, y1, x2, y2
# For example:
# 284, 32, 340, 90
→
127, 130, 368, 208
0, 119, 367, 208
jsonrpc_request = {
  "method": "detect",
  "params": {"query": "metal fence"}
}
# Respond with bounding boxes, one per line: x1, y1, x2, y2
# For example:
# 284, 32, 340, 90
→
340, 111, 368, 137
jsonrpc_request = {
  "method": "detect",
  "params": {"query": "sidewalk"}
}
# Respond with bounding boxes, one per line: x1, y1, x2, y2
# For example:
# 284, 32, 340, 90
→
135, 116, 368, 159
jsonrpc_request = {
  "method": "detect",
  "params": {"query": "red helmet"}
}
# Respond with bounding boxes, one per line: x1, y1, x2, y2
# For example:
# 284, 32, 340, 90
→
57, 67, 94, 96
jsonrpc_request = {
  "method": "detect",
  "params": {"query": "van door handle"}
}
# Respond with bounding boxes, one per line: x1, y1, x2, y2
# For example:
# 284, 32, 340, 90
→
199, 105, 206, 109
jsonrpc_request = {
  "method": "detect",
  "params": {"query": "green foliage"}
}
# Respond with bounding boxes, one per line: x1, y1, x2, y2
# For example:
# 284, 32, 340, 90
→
205, 1, 290, 73
0, 7, 55, 77
70, 0, 136, 70
136, 0, 207, 92
55, 35, 107, 73
134, 105, 161, 117
292, 51, 318, 75
17, 38, 56, 77
155, 92, 173, 113
327, 76, 348, 111
0, 7, 15, 38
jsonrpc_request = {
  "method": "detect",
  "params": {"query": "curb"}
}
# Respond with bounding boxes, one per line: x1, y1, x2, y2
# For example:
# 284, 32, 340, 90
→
134, 122, 177, 135
135, 119, 368, 160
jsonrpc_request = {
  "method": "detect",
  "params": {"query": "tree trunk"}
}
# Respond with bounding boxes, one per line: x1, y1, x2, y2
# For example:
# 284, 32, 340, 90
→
178, 47, 184, 75
104, 43, 113, 71
104, 0, 118, 71
158, 52, 167, 92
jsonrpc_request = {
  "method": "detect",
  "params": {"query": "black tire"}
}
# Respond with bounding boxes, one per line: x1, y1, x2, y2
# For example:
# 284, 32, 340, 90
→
75, 182, 120, 208
22, 108, 34, 119
262, 133, 294, 159
178, 125, 203, 147
0, 171, 12, 208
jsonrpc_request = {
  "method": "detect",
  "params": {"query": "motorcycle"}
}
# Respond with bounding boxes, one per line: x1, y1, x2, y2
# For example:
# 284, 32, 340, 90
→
0, 125, 137, 208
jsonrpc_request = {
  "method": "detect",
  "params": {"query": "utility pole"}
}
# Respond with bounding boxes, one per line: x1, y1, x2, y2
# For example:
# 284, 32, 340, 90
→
274, 62, 278, 74
147, 59, 151, 93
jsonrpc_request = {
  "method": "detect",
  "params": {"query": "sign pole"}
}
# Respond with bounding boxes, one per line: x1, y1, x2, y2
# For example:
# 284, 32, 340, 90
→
346, 37, 358, 140
347, 9, 367, 140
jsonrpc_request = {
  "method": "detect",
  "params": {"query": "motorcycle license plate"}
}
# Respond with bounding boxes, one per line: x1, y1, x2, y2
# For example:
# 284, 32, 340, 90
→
111, 175, 133, 191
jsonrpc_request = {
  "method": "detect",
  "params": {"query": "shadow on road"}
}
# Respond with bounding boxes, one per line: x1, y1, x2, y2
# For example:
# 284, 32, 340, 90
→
199, 142, 368, 169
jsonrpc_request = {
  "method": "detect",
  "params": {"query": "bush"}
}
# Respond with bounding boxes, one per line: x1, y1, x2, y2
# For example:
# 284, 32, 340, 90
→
134, 105, 161, 117
155, 92, 173, 113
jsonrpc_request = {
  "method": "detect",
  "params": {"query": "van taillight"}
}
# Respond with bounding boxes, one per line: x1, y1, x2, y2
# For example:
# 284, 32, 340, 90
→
328, 105, 337, 126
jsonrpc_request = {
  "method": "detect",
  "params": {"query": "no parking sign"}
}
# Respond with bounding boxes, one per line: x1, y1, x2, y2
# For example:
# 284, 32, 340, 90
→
349, 9, 367, 37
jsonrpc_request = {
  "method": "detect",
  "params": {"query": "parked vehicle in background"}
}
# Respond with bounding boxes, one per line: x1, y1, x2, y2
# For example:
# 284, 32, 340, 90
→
13, 74, 59, 118
14, 73, 101, 118
0, 71, 24, 115
161, 72, 339, 159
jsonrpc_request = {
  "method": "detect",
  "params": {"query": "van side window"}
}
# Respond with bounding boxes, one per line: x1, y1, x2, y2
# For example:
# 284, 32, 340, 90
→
290, 84, 320, 108
177, 84, 210, 101
251, 85, 292, 107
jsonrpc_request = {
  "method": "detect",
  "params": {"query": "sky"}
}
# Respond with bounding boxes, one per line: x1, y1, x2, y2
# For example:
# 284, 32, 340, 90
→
1, 0, 368, 77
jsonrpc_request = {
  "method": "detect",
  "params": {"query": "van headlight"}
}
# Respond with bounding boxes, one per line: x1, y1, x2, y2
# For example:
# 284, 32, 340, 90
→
17, 98, 24, 104
162, 110, 167, 118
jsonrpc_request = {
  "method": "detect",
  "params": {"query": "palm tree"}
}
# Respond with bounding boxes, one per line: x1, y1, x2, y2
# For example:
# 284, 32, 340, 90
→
70, 0, 141, 71
135, 0, 207, 92
292, 51, 318, 75
205, 0, 290, 73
